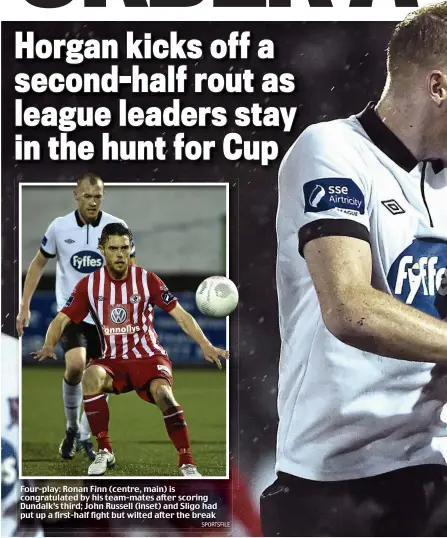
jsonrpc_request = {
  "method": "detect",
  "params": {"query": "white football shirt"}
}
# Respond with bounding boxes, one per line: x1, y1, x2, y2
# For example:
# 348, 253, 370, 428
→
40, 210, 135, 324
276, 102, 447, 481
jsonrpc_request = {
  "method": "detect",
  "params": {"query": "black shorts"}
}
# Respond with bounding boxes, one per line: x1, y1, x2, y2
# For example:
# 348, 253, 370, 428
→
260, 465, 447, 536
60, 321, 102, 360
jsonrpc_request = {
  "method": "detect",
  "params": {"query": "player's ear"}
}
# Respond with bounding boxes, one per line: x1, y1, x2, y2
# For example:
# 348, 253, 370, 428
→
99, 244, 105, 255
441, 73, 447, 103
429, 71, 447, 104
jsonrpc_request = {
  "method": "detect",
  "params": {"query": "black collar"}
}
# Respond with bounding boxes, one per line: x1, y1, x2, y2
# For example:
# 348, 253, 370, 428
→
75, 210, 103, 227
356, 102, 444, 175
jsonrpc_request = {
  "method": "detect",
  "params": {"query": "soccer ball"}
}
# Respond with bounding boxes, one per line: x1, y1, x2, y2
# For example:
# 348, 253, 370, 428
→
196, 276, 239, 318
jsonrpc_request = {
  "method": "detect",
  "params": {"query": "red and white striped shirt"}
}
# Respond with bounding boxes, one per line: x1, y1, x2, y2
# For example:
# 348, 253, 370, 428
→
61, 265, 177, 360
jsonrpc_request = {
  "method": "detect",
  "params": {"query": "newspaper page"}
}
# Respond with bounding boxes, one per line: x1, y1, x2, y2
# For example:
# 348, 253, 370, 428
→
2, 1, 447, 536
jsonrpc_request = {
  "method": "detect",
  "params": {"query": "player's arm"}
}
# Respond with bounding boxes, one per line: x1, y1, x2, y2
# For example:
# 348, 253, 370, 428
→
305, 236, 447, 362
17, 250, 49, 336
32, 277, 90, 362
169, 303, 229, 369
32, 312, 72, 361
147, 271, 229, 369
17, 221, 58, 336
287, 123, 447, 362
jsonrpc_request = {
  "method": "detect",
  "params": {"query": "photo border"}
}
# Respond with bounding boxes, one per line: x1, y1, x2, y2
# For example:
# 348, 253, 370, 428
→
19, 181, 230, 481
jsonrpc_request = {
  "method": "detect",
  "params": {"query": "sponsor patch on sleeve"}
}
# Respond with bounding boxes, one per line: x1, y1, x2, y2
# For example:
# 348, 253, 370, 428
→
303, 178, 365, 215
157, 364, 172, 377
65, 295, 75, 308
161, 290, 176, 305
41, 235, 48, 246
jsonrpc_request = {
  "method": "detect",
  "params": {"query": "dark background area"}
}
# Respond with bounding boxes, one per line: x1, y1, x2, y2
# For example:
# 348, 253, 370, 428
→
2, 21, 394, 534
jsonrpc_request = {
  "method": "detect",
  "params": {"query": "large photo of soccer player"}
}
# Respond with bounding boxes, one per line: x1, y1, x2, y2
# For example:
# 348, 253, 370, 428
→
19, 180, 229, 478
261, 3, 447, 537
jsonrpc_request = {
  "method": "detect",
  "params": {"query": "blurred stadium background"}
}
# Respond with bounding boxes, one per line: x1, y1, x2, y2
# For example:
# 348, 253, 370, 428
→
21, 185, 228, 477
2, 19, 398, 535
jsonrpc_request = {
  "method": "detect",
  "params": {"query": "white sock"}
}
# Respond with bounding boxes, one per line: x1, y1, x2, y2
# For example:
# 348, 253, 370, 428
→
62, 378, 82, 430
79, 394, 110, 441
79, 411, 91, 441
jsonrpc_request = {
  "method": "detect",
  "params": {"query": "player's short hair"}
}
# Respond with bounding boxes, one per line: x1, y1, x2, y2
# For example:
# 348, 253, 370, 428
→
76, 172, 104, 188
99, 223, 133, 248
387, 2, 447, 78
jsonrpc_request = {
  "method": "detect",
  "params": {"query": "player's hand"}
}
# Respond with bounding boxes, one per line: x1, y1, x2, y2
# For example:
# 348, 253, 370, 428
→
32, 345, 58, 362
200, 343, 229, 370
16, 305, 31, 337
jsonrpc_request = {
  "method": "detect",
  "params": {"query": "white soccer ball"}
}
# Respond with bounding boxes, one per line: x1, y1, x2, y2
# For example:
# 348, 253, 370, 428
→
196, 276, 239, 318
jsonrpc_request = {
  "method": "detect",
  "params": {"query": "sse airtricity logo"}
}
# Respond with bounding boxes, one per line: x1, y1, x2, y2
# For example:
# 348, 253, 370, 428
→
70, 250, 103, 274
304, 178, 365, 215
387, 239, 447, 319
309, 185, 326, 208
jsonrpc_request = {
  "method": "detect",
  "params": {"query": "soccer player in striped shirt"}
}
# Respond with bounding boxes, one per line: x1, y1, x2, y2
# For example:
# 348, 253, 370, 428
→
33, 223, 229, 477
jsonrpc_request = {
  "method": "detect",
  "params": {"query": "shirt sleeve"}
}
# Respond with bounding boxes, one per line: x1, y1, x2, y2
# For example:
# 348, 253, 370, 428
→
280, 123, 372, 257
147, 272, 178, 312
40, 219, 58, 258
120, 219, 136, 257
61, 277, 90, 324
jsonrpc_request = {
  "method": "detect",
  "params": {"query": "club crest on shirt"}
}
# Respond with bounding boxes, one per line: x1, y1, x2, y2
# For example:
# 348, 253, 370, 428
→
130, 294, 141, 304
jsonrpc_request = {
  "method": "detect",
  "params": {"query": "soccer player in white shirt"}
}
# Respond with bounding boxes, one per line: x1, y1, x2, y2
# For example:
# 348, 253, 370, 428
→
262, 3, 447, 536
17, 173, 135, 462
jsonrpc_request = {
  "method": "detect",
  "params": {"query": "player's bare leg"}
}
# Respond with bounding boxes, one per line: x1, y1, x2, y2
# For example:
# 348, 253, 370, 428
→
149, 378, 201, 477
82, 365, 116, 476
60, 347, 88, 460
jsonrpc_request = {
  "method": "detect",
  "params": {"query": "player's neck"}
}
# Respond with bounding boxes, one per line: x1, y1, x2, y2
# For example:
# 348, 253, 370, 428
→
375, 96, 430, 162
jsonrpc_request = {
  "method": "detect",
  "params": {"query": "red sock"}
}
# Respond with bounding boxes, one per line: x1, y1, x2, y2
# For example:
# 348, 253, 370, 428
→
163, 406, 195, 467
83, 393, 113, 453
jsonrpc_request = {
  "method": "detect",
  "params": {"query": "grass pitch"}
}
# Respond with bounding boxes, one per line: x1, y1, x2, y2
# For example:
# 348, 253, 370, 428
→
21, 367, 227, 478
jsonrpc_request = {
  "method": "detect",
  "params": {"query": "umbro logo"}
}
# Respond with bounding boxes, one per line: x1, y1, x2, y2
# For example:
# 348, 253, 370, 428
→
382, 200, 405, 215
64, 238, 75, 244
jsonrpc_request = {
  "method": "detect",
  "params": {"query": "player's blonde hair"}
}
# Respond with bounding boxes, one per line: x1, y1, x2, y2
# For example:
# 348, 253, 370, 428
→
387, 2, 447, 79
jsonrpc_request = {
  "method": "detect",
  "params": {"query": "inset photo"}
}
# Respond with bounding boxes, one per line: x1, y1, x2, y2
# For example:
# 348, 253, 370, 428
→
19, 179, 232, 479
